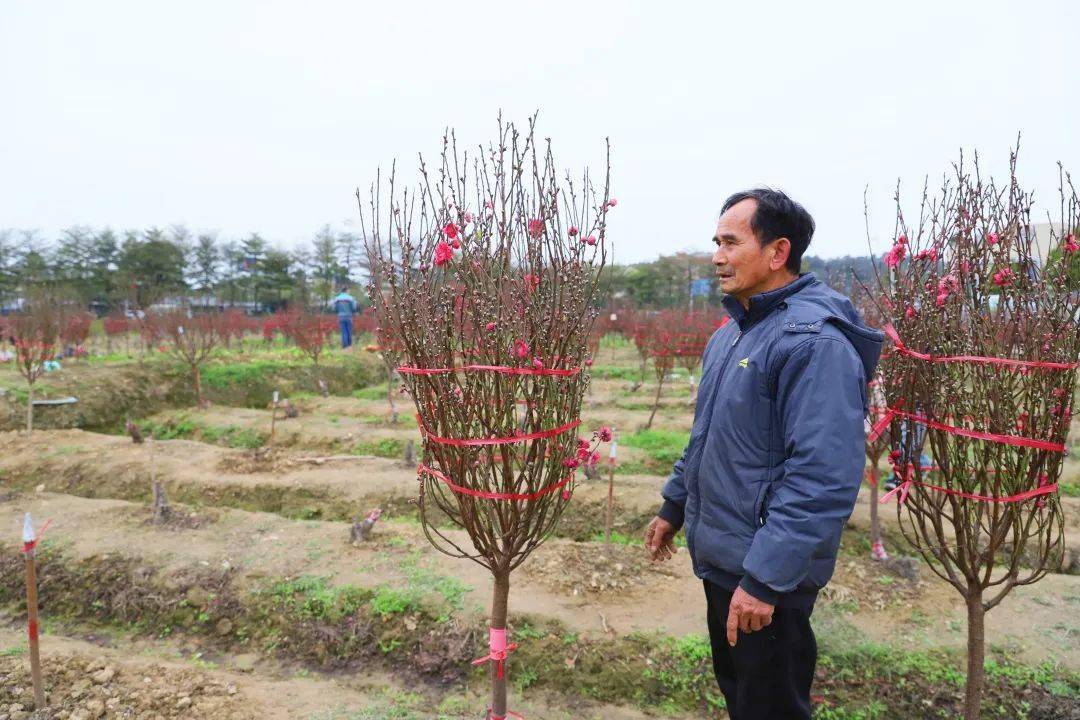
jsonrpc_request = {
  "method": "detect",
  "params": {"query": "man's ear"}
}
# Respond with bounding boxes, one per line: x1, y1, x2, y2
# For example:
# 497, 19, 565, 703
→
770, 238, 791, 271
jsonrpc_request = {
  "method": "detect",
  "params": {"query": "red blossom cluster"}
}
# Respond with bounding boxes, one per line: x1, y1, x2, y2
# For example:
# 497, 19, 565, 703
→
884, 234, 908, 268
221, 308, 257, 347
61, 312, 94, 354
279, 310, 331, 368
103, 315, 129, 336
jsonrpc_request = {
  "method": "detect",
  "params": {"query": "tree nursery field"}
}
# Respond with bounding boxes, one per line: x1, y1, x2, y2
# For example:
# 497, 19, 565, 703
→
0, 333, 1077, 719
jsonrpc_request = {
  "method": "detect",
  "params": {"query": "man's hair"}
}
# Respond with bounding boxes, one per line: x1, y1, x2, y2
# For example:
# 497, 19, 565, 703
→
721, 188, 814, 274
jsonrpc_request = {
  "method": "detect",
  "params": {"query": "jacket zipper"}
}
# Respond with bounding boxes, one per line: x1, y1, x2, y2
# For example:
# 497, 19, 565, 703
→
687, 328, 744, 567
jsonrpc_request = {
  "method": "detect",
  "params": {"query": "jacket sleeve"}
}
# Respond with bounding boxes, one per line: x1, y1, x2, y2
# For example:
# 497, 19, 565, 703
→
658, 444, 692, 530
740, 336, 866, 604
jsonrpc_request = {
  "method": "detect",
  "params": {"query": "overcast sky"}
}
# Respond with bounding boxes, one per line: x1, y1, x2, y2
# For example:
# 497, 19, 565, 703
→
2, 1, 1076, 264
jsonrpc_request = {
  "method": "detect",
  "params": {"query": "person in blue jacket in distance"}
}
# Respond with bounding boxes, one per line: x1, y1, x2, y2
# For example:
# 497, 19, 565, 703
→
332, 287, 357, 348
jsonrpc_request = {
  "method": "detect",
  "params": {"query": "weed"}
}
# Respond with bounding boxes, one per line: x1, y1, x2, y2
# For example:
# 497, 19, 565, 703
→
514, 667, 538, 692
513, 620, 546, 641
369, 586, 421, 618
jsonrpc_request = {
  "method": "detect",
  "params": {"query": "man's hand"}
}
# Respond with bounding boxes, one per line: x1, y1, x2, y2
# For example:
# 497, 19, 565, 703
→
643, 516, 678, 561
726, 586, 774, 646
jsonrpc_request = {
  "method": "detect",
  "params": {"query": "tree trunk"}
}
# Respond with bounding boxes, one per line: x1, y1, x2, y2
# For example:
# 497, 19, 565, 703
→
151, 481, 170, 524
25, 383, 34, 435
489, 572, 511, 719
386, 365, 398, 424
963, 590, 986, 720
868, 467, 882, 554
645, 375, 665, 430
193, 365, 204, 407
605, 463, 615, 543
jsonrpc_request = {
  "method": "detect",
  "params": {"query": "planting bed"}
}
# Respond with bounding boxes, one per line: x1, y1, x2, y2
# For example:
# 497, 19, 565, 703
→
0, 338, 1077, 718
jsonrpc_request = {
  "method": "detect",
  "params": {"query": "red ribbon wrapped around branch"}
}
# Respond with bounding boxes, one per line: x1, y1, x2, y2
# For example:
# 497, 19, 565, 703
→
880, 476, 1058, 506
419, 464, 574, 501
398, 363, 581, 377
883, 324, 1078, 371
417, 416, 581, 447
868, 405, 1066, 453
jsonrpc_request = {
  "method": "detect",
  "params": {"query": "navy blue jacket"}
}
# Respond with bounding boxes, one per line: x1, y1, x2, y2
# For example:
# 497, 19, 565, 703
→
658, 273, 883, 608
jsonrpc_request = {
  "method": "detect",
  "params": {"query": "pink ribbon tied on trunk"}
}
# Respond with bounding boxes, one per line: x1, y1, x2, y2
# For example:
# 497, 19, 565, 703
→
473, 627, 518, 680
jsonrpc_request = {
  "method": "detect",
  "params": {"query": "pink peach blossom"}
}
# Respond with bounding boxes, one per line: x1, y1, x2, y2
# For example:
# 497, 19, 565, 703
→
992, 267, 1014, 287
884, 243, 906, 268
433, 241, 454, 267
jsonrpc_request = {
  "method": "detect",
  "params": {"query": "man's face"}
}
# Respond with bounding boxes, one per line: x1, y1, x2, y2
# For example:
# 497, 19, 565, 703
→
711, 199, 785, 305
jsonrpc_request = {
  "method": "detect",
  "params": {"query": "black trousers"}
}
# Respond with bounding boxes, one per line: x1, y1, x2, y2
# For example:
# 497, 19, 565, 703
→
704, 580, 817, 720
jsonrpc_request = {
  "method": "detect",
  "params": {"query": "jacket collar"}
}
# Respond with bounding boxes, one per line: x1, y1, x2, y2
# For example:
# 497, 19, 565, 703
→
722, 273, 817, 329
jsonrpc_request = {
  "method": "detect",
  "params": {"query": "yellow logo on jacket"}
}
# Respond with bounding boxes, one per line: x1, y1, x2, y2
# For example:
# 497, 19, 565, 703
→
738, 357, 749, 368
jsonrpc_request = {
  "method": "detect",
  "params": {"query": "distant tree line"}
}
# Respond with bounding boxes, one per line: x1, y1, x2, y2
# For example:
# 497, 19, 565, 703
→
603, 251, 879, 310
0, 224, 886, 315
0, 224, 368, 314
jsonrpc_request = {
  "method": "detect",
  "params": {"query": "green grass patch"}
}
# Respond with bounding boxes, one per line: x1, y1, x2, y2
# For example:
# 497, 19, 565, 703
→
202, 358, 307, 390
611, 459, 653, 475
620, 428, 689, 468
264, 575, 370, 621
351, 438, 405, 458
137, 414, 266, 449
353, 385, 392, 401
589, 364, 642, 381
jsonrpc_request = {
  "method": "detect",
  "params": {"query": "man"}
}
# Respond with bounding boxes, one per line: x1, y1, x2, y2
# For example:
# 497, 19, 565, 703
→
332, 287, 357, 348
644, 189, 883, 719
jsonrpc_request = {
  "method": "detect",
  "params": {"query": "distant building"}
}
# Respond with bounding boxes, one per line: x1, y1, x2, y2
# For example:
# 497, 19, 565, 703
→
1028, 222, 1067, 264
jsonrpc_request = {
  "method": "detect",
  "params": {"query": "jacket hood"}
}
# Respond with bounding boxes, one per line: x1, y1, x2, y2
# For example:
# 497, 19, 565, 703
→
781, 276, 884, 380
